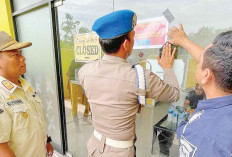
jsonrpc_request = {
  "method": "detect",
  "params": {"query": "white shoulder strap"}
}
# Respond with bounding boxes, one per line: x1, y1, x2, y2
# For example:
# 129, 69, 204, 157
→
134, 64, 146, 105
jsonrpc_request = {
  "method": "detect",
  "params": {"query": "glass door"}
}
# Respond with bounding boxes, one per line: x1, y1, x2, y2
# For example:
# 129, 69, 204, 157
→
56, 0, 232, 156
57, 1, 113, 156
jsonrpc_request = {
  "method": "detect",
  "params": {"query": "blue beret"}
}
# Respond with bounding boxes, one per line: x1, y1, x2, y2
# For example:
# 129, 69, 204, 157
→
92, 9, 137, 39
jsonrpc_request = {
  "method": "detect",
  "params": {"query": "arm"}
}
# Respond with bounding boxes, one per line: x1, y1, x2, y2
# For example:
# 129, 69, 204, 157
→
168, 24, 204, 63
147, 44, 180, 102
0, 142, 16, 157
0, 104, 14, 157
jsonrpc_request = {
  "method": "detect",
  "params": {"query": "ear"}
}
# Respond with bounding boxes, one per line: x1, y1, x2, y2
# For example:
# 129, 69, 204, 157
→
122, 39, 129, 52
201, 68, 213, 84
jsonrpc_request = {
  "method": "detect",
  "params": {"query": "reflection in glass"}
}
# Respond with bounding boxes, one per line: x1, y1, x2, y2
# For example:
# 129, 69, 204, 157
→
58, 0, 232, 156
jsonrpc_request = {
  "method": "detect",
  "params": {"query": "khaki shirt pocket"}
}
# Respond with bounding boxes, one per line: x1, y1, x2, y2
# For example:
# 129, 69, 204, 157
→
11, 104, 29, 131
12, 104, 28, 112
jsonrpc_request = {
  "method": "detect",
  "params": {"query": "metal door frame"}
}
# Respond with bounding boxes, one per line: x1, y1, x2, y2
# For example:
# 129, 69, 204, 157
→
10, 0, 67, 154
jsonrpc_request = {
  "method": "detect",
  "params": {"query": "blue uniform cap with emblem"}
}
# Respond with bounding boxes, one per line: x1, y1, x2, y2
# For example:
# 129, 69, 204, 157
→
92, 9, 137, 39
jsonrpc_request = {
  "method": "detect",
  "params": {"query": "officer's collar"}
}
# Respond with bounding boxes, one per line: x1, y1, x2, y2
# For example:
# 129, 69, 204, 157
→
197, 94, 232, 110
18, 77, 30, 91
0, 76, 30, 93
102, 54, 127, 63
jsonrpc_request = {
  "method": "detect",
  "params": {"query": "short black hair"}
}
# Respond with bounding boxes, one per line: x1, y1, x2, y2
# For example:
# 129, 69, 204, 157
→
202, 30, 232, 93
99, 33, 129, 53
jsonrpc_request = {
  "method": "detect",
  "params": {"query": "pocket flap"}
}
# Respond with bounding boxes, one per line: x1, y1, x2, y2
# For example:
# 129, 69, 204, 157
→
13, 104, 28, 112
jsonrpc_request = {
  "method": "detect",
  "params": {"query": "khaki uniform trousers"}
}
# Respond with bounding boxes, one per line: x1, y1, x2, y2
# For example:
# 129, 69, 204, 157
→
86, 135, 135, 157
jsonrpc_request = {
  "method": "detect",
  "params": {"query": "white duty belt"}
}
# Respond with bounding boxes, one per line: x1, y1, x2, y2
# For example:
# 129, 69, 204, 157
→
134, 64, 146, 105
93, 130, 134, 149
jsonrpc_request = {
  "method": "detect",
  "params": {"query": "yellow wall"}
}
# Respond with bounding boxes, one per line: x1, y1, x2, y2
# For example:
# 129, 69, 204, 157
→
0, 0, 14, 38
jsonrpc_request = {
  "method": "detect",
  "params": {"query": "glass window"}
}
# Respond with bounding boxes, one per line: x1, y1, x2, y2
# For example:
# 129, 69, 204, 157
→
58, 1, 113, 156
57, 0, 232, 156
13, 0, 42, 11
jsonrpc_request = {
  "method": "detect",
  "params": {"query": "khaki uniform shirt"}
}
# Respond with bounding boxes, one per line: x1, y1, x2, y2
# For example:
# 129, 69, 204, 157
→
78, 55, 179, 141
0, 76, 47, 157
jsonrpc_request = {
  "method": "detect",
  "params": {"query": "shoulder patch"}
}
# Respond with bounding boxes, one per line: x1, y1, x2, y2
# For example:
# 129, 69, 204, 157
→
2, 80, 14, 91
179, 135, 197, 157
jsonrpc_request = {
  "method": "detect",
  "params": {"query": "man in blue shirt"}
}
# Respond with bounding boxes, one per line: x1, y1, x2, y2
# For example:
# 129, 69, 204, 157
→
168, 25, 232, 157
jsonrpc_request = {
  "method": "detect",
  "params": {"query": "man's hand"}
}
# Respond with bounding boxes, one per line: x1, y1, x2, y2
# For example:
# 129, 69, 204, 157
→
156, 43, 176, 69
168, 24, 189, 46
168, 23, 204, 62
46, 142, 54, 157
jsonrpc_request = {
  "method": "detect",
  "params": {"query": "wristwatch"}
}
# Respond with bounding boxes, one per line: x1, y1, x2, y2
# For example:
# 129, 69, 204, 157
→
47, 136, 52, 143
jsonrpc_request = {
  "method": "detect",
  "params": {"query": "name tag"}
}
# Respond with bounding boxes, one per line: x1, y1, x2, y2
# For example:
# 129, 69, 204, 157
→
7, 99, 23, 106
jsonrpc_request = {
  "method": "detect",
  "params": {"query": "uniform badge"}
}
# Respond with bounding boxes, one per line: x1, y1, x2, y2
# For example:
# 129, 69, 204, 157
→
132, 14, 137, 28
2, 80, 14, 91
0, 109, 4, 114
179, 135, 197, 157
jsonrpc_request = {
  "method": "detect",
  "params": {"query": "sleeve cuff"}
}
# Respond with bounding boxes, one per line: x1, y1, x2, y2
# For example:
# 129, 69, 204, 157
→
0, 133, 10, 143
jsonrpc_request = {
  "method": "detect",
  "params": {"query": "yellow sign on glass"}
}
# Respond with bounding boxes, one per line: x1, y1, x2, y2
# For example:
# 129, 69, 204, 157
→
74, 32, 101, 62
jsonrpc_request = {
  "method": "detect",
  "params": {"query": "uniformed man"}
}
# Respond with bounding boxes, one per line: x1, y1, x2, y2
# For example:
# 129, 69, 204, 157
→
78, 10, 180, 157
0, 31, 53, 157
169, 24, 232, 156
